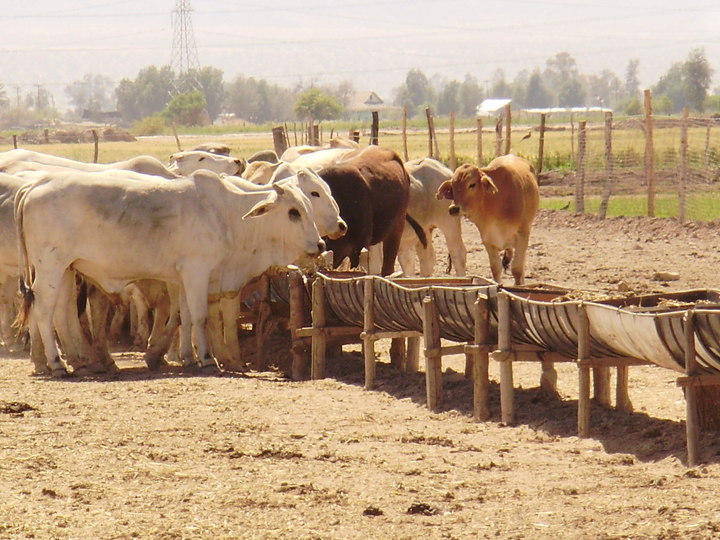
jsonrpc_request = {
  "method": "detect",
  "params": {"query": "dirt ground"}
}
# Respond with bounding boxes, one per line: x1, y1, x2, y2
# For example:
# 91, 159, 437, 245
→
2, 208, 720, 539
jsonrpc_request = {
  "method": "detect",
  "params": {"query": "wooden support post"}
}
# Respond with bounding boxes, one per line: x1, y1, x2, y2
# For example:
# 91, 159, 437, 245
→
570, 113, 575, 169
684, 310, 700, 467
504, 103, 512, 155
310, 278, 327, 380
389, 338, 406, 370
537, 113, 546, 174
449, 111, 457, 171
272, 126, 288, 157
12, 134, 17, 149
423, 295, 443, 411
616, 365, 633, 412
644, 89, 655, 217
425, 107, 439, 159
476, 117, 483, 167
575, 120, 587, 213
593, 366, 611, 407
495, 118, 503, 158
599, 112, 614, 219
363, 277, 376, 390
402, 107, 409, 161
472, 292, 490, 421
577, 303, 591, 437
91, 129, 99, 163
497, 291, 514, 424
370, 111, 379, 146
289, 270, 309, 380
171, 123, 182, 151
406, 336, 420, 372
679, 107, 689, 223
253, 274, 272, 371
43, 128, 49, 144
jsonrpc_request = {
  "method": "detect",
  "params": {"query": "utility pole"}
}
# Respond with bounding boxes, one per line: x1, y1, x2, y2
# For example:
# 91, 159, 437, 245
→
170, 0, 201, 94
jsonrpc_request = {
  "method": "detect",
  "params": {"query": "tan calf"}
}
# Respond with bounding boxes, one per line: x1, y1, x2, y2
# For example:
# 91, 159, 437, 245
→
436, 154, 539, 285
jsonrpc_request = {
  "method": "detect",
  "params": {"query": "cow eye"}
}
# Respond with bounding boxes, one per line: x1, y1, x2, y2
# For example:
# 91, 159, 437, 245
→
289, 208, 301, 221
311, 191, 320, 198
468, 183, 476, 189
199, 156, 205, 161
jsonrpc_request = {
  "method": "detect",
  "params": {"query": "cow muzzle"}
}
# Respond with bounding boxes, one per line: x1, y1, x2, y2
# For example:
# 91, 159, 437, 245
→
327, 219, 348, 240
448, 204, 461, 216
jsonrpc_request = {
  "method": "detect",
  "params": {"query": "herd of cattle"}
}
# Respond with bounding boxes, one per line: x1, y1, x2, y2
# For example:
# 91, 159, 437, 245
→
0, 137, 539, 377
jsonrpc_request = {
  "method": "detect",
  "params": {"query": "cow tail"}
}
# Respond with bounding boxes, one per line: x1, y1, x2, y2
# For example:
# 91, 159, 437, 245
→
502, 249, 512, 272
405, 214, 428, 249
12, 182, 36, 333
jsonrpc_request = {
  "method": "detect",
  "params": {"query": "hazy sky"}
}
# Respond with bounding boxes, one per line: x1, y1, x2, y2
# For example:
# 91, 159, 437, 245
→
2, 0, 719, 110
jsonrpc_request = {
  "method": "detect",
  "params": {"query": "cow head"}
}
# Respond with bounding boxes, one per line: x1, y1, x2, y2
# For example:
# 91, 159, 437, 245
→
289, 168, 347, 240
437, 163, 499, 216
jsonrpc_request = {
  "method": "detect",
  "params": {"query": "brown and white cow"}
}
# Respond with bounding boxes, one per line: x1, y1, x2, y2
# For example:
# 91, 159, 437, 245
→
436, 154, 539, 285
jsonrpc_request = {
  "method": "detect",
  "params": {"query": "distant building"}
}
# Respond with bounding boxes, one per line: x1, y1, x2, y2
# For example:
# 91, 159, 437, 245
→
346, 91, 400, 113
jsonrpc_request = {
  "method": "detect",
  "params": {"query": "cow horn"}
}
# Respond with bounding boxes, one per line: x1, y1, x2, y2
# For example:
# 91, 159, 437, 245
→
272, 183, 286, 195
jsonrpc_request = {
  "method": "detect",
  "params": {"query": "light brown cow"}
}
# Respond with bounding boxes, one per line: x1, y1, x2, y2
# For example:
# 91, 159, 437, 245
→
436, 154, 539, 285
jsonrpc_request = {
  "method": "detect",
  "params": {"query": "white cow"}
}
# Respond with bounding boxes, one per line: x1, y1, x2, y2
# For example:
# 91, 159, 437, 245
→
397, 158, 467, 277
169, 150, 246, 176
271, 148, 352, 182
15, 169, 325, 377
0, 148, 177, 179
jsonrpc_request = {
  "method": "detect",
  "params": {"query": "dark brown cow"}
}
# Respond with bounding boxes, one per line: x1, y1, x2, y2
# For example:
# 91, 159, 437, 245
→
320, 146, 424, 276
436, 154, 539, 285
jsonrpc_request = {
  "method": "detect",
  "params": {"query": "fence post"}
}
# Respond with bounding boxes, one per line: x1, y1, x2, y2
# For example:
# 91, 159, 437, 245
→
402, 107, 409, 161
449, 111, 457, 170
495, 118, 502, 158
370, 111, 379, 146
570, 112, 575, 168
425, 106, 439, 159
679, 107, 689, 223
644, 89, 655, 217
599, 111, 614, 219
476, 117, 483, 167
537, 113, 546, 174
504, 103, 512, 155
91, 129, 99, 163
575, 120, 587, 213
272, 126, 288, 157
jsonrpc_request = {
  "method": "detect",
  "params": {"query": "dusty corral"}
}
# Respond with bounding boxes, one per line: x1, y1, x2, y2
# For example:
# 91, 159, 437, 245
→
2, 209, 720, 539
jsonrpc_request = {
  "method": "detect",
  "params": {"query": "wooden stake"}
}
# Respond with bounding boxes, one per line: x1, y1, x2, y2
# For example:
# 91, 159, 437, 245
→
616, 365, 633, 412
684, 310, 699, 466
423, 294, 442, 411
504, 103, 512, 155
577, 303, 591, 437
644, 89, 655, 217
575, 120, 586, 213
449, 111, 457, 170
289, 270, 309, 380
472, 293, 490, 421
476, 117, 483, 167
402, 107, 409, 161
537, 113, 546, 173
497, 291, 514, 424
171, 123, 182, 151
370, 111, 379, 146
91, 129, 99, 163
679, 107, 689, 223
310, 278, 327, 380
363, 277, 376, 390
599, 111, 614, 219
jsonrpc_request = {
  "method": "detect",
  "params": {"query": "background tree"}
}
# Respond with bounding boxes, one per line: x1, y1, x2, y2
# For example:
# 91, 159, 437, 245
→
490, 69, 512, 98
625, 59, 641, 99
525, 70, 552, 108
115, 65, 175, 122
558, 78, 587, 107
588, 69, 622, 108
293, 88, 343, 122
64, 73, 115, 117
178, 66, 225, 122
458, 74, 484, 116
162, 90, 208, 126
395, 69, 433, 117
437, 80, 460, 115
224, 75, 295, 123
683, 48, 713, 111
0, 84, 8, 109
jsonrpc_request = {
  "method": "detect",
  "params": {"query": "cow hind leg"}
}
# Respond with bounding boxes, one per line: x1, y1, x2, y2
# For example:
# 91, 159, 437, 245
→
27, 272, 68, 377
178, 271, 220, 373
510, 232, 531, 286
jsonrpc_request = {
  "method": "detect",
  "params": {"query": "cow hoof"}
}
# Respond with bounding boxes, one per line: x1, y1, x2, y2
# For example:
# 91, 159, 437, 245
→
200, 363, 224, 376
50, 367, 72, 378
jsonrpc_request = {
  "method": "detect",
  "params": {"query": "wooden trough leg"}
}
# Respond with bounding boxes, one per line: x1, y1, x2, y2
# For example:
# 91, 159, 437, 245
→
289, 270, 309, 381
497, 291, 514, 425
310, 278, 327, 380
406, 337, 420, 373
363, 277, 376, 390
423, 295, 442, 411
472, 293, 490, 421
593, 366, 611, 406
540, 359, 558, 397
616, 365, 633, 413
577, 303, 591, 437
683, 310, 700, 467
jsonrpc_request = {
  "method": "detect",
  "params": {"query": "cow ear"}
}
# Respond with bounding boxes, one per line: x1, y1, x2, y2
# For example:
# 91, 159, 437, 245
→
243, 191, 279, 219
436, 180, 453, 200
479, 173, 499, 194
271, 182, 286, 195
